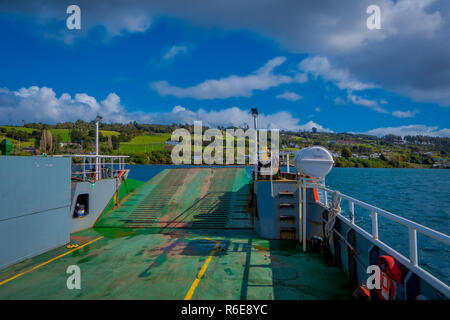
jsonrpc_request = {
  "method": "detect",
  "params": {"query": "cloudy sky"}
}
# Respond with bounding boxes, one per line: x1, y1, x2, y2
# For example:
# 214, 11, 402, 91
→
0, 0, 449, 137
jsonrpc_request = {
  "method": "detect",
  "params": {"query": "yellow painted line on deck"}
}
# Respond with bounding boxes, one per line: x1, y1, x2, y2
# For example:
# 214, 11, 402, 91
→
184, 238, 220, 300
0, 236, 104, 287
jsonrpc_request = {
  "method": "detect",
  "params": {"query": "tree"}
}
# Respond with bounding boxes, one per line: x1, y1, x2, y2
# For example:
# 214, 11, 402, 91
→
341, 147, 352, 158
40, 129, 53, 154
107, 136, 113, 149
111, 135, 120, 150
70, 128, 86, 143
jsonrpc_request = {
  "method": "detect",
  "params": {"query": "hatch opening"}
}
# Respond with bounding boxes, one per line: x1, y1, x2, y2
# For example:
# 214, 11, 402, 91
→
73, 193, 89, 218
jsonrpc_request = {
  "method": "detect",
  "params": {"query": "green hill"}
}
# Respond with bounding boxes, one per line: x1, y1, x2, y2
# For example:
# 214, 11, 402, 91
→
119, 133, 170, 153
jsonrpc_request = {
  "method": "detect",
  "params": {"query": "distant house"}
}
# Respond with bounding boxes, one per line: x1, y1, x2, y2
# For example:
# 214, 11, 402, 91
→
352, 153, 359, 158
22, 147, 37, 154
59, 142, 81, 148
370, 153, 380, 158
359, 156, 369, 160
331, 152, 340, 158
328, 141, 337, 144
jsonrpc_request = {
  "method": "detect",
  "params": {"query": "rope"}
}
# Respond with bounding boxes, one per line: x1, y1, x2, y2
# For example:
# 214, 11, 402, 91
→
325, 191, 342, 245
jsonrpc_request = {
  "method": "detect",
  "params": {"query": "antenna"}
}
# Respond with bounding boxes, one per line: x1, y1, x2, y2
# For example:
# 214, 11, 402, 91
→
95, 115, 103, 180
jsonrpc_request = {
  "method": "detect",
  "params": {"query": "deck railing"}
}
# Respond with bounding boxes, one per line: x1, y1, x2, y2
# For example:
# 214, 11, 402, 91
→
316, 186, 450, 298
53, 154, 129, 182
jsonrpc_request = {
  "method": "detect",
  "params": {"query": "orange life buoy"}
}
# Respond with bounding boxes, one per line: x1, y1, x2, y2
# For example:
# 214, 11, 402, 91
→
377, 255, 402, 300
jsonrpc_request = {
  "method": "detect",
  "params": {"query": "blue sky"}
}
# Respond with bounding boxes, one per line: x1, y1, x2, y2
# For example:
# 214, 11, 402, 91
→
0, 0, 449, 137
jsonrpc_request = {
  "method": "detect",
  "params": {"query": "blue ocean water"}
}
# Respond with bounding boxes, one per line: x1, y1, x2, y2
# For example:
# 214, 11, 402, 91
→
127, 165, 449, 283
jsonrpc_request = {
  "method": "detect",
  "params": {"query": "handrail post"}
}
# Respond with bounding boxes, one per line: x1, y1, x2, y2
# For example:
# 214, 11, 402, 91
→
82, 156, 86, 182
286, 153, 290, 173
371, 210, 378, 240
409, 227, 418, 266
324, 190, 328, 207
349, 200, 355, 224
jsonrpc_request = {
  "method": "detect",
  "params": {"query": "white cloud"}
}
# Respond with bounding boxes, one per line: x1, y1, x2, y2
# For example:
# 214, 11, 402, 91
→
347, 93, 389, 114
139, 107, 332, 132
162, 45, 188, 60
362, 124, 450, 137
299, 56, 375, 91
346, 94, 420, 118
337, 93, 422, 118
276, 91, 302, 102
151, 56, 293, 99
0, 86, 132, 124
334, 97, 346, 105
294, 73, 308, 83
391, 109, 419, 118
3, 0, 449, 105
297, 120, 333, 133
0, 85, 332, 132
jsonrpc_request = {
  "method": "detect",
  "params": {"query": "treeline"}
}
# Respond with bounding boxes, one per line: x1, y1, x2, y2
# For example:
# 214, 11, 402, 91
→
404, 135, 450, 148
0, 127, 40, 141
127, 150, 173, 164
25, 120, 194, 143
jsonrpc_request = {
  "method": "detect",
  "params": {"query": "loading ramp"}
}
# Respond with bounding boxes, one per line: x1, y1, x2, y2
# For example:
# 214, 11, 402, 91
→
95, 167, 252, 229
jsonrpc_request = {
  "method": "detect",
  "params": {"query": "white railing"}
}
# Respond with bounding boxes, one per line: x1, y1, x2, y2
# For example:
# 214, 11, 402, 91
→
53, 154, 129, 182
317, 186, 450, 298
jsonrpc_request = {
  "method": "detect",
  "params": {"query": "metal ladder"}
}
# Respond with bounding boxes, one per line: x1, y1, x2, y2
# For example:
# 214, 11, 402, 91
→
278, 191, 297, 240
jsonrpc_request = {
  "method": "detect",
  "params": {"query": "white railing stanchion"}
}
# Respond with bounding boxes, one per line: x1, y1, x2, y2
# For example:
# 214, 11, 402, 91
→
82, 157, 86, 182
409, 227, 418, 266
324, 190, 328, 207
55, 155, 128, 182
371, 210, 378, 240
349, 200, 355, 224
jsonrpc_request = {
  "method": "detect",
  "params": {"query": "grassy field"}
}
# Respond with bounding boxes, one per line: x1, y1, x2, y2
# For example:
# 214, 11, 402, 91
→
1, 126, 119, 143
49, 129, 70, 142
100, 130, 120, 137
0, 126, 36, 133
119, 133, 170, 153
125, 133, 170, 144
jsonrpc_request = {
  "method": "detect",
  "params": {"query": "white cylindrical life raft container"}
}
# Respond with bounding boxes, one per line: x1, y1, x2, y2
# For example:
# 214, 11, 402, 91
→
293, 146, 334, 178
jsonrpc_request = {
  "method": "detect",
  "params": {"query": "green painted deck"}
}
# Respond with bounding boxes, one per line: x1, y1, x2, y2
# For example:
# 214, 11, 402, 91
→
0, 228, 350, 299
0, 168, 351, 300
